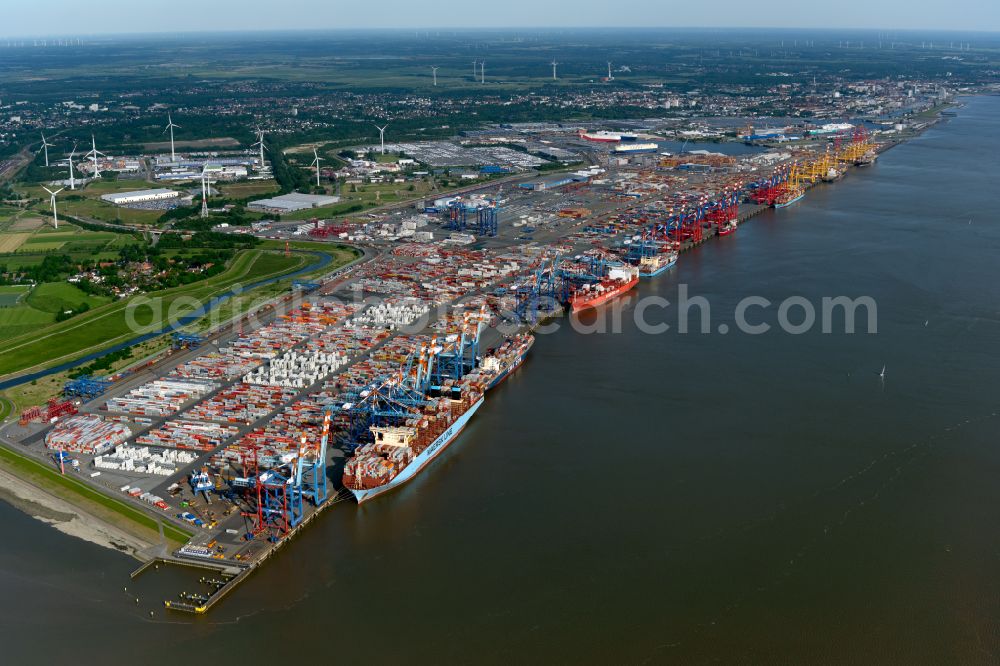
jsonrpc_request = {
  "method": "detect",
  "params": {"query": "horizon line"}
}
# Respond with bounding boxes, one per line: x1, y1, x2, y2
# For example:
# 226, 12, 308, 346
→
2, 26, 1000, 40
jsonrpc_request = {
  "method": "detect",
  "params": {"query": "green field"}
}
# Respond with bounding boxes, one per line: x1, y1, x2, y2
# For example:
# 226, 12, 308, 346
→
0, 221, 136, 264
25, 281, 111, 313
217, 179, 280, 199
0, 443, 193, 546
0, 283, 112, 338
0, 300, 55, 338
0, 248, 312, 377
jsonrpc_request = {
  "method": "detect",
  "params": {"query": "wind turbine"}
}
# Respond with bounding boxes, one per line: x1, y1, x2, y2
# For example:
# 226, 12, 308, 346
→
42, 186, 64, 229
431, 66, 439, 86
251, 128, 267, 172
310, 148, 324, 187
67, 142, 78, 190
607, 61, 614, 80
164, 113, 181, 162
85, 134, 105, 181
374, 124, 388, 155
472, 59, 478, 80
40, 132, 53, 167
550, 59, 559, 81
480, 60, 485, 84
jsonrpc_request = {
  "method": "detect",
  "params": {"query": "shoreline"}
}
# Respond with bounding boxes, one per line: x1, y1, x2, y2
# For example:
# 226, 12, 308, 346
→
0, 466, 154, 559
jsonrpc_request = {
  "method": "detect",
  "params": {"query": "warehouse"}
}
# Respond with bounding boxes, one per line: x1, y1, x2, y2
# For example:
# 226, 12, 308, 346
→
101, 188, 180, 205
248, 192, 341, 213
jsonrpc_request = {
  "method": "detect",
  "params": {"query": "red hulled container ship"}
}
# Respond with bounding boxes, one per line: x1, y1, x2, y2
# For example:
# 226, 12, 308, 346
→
568, 264, 639, 312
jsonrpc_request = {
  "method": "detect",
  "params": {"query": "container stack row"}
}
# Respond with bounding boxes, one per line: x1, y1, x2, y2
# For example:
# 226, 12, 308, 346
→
136, 419, 240, 452
186, 384, 297, 424
94, 445, 198, 476
44, 415, 133, 455
105, 379, 219, 417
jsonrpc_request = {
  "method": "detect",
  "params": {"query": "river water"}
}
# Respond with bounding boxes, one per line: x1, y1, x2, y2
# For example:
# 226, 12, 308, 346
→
3, 96, 1000, 663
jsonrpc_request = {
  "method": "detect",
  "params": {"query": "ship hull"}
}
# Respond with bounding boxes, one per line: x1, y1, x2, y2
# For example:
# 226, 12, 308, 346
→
774, 192, 804, 208
638, 256, 677, 278
570, 277, 639, 311
350, 397, 485, 504
487, 351, 529, 390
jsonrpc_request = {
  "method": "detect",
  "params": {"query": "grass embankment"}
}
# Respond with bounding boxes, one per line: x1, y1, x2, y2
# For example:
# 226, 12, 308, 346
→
0, 443, 193, 546
185, 243, 360, 332
0, 249, 306, 378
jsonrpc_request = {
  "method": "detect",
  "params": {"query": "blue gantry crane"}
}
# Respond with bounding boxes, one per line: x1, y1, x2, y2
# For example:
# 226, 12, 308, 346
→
446, 200, 471, 231
477, 201, 499, 237
514, 255, 560, 323
172, 332, 203, 349
190, 467, 215, 503
64, 375, 112, 399
331, 373, 431, 452
294, 409, 331, 508
433, 307, 488, 386
292, 280, 321, 293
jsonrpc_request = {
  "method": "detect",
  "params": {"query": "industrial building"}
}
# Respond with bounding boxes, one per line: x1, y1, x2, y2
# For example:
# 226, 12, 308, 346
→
101, 188, 180, 205
247, 192, 341, 213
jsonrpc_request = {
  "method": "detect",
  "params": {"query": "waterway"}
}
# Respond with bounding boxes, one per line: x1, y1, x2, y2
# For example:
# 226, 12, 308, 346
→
3, 96, 1000, 663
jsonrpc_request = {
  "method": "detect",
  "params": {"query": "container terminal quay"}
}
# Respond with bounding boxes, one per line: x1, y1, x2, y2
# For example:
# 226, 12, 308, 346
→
0, 121, 908, 613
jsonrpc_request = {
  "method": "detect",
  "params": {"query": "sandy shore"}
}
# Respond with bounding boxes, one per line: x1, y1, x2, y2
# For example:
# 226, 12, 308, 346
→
0, 466, 154, 559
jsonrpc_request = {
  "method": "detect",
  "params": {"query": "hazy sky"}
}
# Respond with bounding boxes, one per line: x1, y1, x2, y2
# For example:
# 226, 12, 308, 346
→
3, 0, 998, 35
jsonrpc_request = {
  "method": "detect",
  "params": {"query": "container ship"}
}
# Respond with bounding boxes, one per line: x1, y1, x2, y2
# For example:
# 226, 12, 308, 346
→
342, 382, 485, 504
569, 264, 639, 311
717, 218, 737, 236
578, 130, 638, 143
480, 334, 534, 390
613, 142, 659, 155
855, 151, 878, 167
638, 250, 677, 277
774, 186, 805, 208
